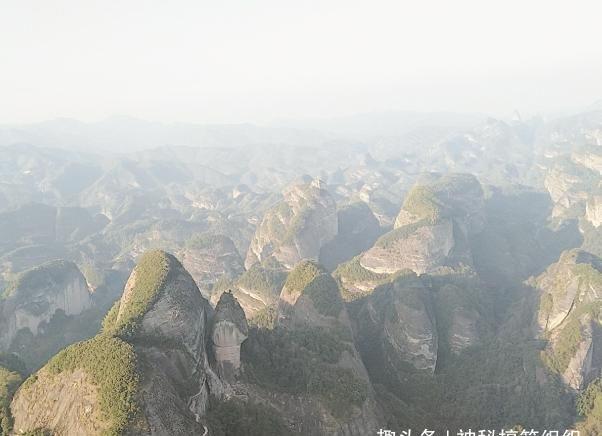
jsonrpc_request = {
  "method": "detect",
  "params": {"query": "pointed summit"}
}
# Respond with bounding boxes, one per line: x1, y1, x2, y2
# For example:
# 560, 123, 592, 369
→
211, 290, 248, 380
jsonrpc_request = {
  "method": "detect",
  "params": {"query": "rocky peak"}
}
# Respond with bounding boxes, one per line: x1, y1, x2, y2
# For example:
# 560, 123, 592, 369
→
108, 250, 213, 360
0, 260, 91, 352
211, 290, 249, 380
238, 262, 382, 434
360, 173, 484, 275
245, 178, 338, 269
535, 249, 602, 333
394, 172, 485, 230
11, 250, 223, 435
544, 154, 599, 220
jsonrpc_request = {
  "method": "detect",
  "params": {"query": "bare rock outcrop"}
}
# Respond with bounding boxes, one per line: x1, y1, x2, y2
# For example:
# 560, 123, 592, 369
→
245, 178, 338, 270
360, 173, 484, 275
534, 249, 602, 390
543, 154, 600, 221
211, 290, 248, 380
0, 260, 91, 352
10, 251, 225, 435
352, 272, 439, 372
586, 195, 602, 228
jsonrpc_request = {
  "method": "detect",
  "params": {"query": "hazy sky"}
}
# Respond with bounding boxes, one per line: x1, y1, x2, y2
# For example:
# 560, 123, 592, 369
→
2, 0, 602, 124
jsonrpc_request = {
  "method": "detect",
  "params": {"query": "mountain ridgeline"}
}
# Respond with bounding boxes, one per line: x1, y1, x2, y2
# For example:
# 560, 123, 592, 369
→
0, 109, 601, 434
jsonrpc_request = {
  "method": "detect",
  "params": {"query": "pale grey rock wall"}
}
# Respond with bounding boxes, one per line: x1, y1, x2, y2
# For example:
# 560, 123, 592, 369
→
132, 254, 224, 432
534, 249, 602, 390
573, 149, 602, 175
559, 317, 601, 390
353, 274, 439, 372
361, 219, 455, 275
211, 291, 249, 380
586, 195, 602, 227
0, 260, 92, 351
535, 250, 602, 334
360, 173, 484, 276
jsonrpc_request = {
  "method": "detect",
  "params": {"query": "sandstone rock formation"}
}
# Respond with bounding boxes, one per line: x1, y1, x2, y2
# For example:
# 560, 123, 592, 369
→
0, 260, 92, 352
360, 173, 484, 275
245, 178, 338, 270
235, 260, 384, 435
572, 146, 602, 175
533, 249, 602, 390
10, 251, 225, 435
543, 154, 599, 221
586, 195, 602, 228
211, 290, 249, 380
352, 272, 439, 372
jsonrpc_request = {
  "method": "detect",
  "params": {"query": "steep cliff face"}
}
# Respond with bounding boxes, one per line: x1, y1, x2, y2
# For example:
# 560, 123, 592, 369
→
361, 219, 455, 275
347, 269, 486, 381
586, 195, 602, 228
534, 249, 602, 390
572, 146, 602, 175
543, 154, 600, 221
235, 261, 382, 436
211, 291, 249, 381
351, 273, 438, 373
0, 260, 92, 352
431, 278, 483, 356
334, 255, 393, 302
360, 173, 484, 275
245, 178, 338, 270
11, 366, 111, 435
10, 251, 224, 435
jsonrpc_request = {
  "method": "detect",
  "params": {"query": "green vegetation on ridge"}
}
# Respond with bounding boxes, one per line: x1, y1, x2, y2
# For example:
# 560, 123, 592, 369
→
282, 260, 325, 299
237, 261, 286, 299
402, 185, 443, 223
15, 251, 175, 435
109, 250, 170, 337
0, 366, 22, 435
375, 219, 431, 250
542, 301, 602, 375
302, 274, 344, 317
45, 335, 139, 436
577, 377, 602, 434
242, 325, 366, 419
334, 255, 390, 284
